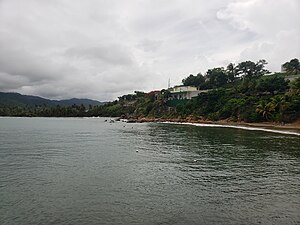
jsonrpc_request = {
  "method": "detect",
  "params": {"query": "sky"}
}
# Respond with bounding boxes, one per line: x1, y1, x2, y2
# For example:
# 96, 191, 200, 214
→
0, 0, 299, 101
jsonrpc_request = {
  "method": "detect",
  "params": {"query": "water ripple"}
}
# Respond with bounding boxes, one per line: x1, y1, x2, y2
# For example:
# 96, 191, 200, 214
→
0, 117, 300, 225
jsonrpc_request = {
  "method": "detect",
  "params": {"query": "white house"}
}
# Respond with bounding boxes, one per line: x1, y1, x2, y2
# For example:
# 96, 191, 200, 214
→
169, 85, 208, 100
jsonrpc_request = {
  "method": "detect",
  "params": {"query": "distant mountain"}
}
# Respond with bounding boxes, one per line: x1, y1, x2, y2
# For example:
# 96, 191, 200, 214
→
56, 98, 103, 106
0, 92, 103, 107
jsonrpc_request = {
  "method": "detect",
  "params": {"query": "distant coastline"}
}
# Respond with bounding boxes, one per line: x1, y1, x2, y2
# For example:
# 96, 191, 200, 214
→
1, 115, 299, 135
1, 59, 299, 123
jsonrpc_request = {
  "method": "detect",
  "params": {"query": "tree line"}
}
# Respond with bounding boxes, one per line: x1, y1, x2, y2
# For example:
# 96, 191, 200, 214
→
1, 58, 299, 123
90, 58, 300, 123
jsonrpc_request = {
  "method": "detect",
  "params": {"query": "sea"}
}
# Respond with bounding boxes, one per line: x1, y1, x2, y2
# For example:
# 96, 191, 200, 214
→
0, 117, 299, 225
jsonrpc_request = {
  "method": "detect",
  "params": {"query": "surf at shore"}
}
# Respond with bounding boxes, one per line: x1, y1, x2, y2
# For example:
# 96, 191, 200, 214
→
160, 121, 300, 136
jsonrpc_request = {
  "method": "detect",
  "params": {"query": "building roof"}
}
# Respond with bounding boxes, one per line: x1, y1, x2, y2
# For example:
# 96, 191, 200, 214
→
147, 90, 161, 95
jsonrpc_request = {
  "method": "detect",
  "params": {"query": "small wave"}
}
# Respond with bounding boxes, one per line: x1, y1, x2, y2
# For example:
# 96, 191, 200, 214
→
161, 122, 300, 136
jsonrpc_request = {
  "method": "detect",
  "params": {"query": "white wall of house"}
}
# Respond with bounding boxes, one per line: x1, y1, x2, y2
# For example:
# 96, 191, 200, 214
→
170, 86, 198, 93
169, 86, 210, 100
171, 90, 207, 100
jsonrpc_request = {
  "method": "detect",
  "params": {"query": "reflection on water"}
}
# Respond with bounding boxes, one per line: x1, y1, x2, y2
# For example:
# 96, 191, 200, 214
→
0, 117, 299, 225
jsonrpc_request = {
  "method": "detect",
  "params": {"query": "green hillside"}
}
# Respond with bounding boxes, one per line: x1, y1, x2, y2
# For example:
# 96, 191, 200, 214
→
0, 92, 102, 107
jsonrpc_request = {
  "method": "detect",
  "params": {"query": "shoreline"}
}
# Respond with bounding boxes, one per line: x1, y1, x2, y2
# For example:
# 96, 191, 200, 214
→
127, 117, 300, 135
1, 116, 300, 135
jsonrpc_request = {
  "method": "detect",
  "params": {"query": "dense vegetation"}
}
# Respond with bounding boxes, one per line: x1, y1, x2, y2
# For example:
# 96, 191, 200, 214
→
88, 58, 300, 123
0, 92, 102, 117
1, 58, 300, 123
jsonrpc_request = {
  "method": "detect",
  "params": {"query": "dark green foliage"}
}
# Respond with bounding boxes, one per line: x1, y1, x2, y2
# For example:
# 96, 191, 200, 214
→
282, 58, 300, 74
219, 98, 247, 119
181, 60, 268, 90
0, 104, 88, 117
205, 68, 228, 88
255, 75, 289, 94
290, 77, 300, 90
235, 59, 269, 79
226, 63, 236, 82
182, 73, 205, 87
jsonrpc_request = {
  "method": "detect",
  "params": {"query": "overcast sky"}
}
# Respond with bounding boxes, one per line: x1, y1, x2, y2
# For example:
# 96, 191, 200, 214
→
0, 0, 299, 101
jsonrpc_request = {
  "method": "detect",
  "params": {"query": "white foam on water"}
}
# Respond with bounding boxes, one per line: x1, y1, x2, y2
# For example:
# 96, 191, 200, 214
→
161, 121, 300, 136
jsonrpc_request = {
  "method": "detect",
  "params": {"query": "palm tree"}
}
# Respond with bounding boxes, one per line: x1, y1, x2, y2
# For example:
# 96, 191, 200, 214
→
256, 101, 276, 120
270, 96, 289, 121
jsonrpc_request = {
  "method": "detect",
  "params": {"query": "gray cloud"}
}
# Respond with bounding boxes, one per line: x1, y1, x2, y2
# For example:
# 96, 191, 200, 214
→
65, 44, 134, 66
0, 0, 299, 101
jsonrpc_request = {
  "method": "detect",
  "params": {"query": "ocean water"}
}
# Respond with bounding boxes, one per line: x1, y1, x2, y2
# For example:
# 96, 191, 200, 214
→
0, 117, 299, 225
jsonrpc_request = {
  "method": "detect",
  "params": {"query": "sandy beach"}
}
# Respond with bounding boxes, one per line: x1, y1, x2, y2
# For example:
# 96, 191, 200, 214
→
129, 117, 300, 135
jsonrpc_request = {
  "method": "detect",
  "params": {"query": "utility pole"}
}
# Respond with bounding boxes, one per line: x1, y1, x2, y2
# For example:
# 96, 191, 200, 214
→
168, 78, 170, 89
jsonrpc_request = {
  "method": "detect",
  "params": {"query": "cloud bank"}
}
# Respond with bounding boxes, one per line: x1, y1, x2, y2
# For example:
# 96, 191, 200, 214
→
0, 0, 299, 100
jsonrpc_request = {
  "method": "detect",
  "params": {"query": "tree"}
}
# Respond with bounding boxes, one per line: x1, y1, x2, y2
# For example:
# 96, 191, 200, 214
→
236, 59, 269, 79
288, 77, 300, 96
134, 91, 146, 98
205, 67, 228, 88
255, 75, 289, 94
118, 94, 136, 101
292, 77, 300, 89
182, 73, 205, 87
282, 58, 300, 74
226, 63, 236, 82
256, 101, 275, 120
270, 95, 289, 121
160, 89, 171, 99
